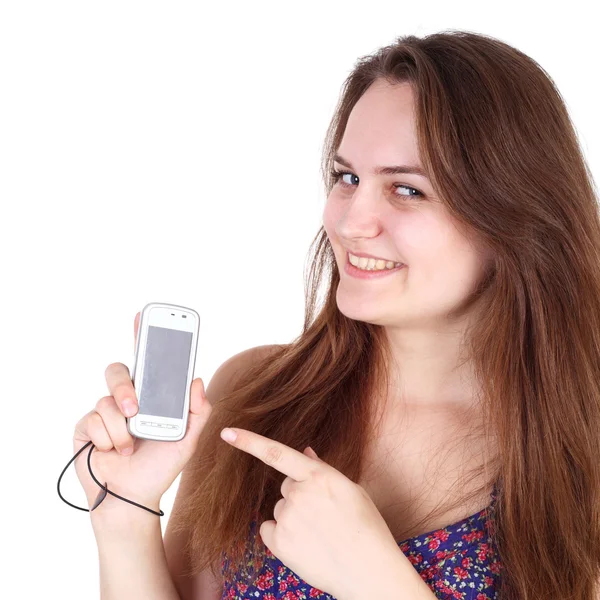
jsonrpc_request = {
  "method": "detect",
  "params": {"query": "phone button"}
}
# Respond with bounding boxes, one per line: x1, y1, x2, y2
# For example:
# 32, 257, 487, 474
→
138, 420, 179, 431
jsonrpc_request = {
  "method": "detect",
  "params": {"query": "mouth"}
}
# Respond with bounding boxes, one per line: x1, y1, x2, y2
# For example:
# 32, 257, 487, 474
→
346, 251, 404, 271
344, 252, 406, 279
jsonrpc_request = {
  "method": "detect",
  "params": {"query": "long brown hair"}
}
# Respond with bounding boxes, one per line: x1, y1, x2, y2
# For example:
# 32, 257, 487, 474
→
171, 30, 600, 599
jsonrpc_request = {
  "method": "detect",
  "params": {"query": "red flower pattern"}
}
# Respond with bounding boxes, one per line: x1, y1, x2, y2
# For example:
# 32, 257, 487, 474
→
220, 486, 502, 599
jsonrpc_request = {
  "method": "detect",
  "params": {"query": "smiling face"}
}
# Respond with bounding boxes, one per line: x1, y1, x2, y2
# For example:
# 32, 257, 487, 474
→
323, 79, 492, 329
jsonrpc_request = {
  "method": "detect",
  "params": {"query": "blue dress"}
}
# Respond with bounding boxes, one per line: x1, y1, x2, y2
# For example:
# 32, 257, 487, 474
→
220, 484, 502, 599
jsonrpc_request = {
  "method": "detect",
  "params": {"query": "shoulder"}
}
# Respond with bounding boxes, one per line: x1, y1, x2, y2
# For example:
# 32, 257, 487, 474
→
232, 343, 287, 365
205, 344, 287, 405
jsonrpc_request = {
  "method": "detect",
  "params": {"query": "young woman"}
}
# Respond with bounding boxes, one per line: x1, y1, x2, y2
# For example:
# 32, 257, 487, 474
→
74, 30, 600, 599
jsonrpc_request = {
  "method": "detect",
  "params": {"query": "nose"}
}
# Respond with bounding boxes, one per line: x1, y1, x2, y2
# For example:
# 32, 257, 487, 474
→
335, 184, 384, 242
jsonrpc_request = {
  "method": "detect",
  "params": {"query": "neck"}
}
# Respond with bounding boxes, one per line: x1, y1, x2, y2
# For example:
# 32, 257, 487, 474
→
381, 322, 480, 409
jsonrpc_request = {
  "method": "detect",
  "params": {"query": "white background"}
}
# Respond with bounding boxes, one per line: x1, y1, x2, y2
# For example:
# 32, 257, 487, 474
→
1, 1, 598, 597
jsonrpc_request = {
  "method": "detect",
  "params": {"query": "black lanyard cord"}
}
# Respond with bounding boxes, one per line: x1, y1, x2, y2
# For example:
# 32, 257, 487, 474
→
57, 440, 164, 517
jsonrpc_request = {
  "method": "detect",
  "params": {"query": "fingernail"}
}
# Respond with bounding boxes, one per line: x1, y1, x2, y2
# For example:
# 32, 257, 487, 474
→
123, 399, 136, 417
220, 428, 237, 442
121, 446, 133, 455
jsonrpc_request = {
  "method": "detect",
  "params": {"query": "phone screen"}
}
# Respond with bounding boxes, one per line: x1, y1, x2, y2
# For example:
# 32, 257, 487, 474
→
138, 325, 193, 419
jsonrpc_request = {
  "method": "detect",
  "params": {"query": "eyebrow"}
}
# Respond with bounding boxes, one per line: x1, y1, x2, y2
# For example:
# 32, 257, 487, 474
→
333, 153, 429, 180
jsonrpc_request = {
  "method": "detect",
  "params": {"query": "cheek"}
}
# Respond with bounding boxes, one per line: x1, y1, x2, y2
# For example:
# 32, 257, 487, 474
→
419, 240, 485, 308
322, 197, 342, 239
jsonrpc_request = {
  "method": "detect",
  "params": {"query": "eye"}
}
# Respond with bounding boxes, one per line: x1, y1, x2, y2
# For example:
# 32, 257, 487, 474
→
329, 169, 424, 199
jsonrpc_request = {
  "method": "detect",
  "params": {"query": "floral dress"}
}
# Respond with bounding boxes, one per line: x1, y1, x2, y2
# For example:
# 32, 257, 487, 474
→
221, 484, 502, 600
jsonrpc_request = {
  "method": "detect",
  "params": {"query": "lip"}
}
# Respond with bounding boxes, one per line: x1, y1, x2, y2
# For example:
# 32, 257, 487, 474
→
345, 249, 401, 263
344, 252, 406, 279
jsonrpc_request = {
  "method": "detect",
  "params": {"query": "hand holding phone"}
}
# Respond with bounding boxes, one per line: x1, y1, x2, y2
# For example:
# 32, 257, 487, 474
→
72, 305, 212, 513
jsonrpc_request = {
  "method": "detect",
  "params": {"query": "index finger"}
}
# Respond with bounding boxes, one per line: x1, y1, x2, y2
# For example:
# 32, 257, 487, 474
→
134, 311, 140, 353
221, 428, 314, 482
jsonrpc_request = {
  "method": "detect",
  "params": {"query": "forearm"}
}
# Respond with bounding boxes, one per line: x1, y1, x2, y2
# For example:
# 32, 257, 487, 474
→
90, 499, 180, 600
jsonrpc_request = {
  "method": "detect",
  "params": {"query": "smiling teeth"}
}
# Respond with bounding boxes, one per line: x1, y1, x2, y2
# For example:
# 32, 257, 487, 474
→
348, 253, 403, 271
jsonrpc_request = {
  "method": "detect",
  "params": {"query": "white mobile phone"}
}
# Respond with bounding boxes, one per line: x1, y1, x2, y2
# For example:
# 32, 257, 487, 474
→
126, 302, 200, 442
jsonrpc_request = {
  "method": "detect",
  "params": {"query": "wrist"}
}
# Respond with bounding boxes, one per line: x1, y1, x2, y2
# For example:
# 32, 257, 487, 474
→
343, 543, 435, 600
90, 492, 163, 535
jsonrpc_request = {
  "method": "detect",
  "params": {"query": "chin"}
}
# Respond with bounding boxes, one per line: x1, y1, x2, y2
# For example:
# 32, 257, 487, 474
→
335, 288, 390, 326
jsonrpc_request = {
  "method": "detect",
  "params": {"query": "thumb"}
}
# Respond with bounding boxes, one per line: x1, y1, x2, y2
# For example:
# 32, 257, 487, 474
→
303, 446, 322, 461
